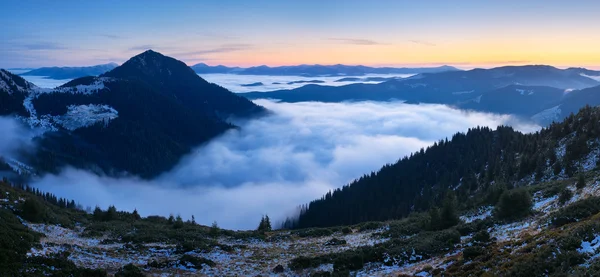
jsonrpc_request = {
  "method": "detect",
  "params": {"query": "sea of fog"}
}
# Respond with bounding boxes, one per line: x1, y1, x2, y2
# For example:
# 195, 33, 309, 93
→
1, 99, 540, 230
199, 73, 414, 93
2, 71, 542, 230
9, 70, 412, 92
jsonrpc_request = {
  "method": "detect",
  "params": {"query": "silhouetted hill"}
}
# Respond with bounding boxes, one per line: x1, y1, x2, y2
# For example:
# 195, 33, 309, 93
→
291, 105, 600, 228
21, 63, 118, 80
191, 63, 459, 76
0, 50, 266, 178
245, 65, 600, 123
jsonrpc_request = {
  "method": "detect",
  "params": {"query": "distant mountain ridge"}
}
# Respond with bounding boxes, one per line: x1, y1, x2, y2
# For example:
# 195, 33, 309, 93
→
244, 65, 600, 124
191, 63, 460, 76
0, 50, 266, 178
21, 63, 119, 80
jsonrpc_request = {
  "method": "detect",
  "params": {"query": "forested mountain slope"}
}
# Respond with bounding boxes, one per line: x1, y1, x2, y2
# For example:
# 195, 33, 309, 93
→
0, 51, 267, 178
292, 105, 600, 228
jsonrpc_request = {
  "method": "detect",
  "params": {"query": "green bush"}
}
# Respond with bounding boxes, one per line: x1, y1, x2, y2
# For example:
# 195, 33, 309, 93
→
550, 197, 600, 227
341, 227, 352, 234
558, 188, 573, 205
357, 221, 382, 231
463, 246, 486, 260
494, 189, 532, 221
295, 228, 334, 238
115, 263, 144, 277
456, 217, 494, 236
472, 230, 491, 243
576, 174, 586, 190
21, 198, 47, 222
0, 209, 41, 274
179, 254, 215, 269
325, 238, 347, 246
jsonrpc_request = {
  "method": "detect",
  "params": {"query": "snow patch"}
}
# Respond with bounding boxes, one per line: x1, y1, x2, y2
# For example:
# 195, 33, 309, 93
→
451, 90, 474, 95
460, 206, 493, 223
516, 88, 534, 95
581, 73, 600, 82
53, 104, 118, 131
532, 105, 562, 123
54, 77, 113, 95
578, 234, 600, 255
4, 158, 34, 175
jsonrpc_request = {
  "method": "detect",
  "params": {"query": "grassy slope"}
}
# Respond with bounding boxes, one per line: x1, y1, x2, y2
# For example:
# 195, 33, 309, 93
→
2, 171, 600, 276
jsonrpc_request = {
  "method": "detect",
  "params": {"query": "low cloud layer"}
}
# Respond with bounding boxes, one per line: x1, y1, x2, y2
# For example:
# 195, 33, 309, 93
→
0, 116, 35, 158
28, 100, 540, 230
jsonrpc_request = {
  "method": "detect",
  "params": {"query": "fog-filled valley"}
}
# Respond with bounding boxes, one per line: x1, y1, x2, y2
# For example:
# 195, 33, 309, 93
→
3, 1, 600, 275
1, 98, 539, 230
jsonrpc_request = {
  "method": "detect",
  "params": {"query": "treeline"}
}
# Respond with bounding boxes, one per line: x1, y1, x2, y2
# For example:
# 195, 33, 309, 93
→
288, 106, 600, 229
10, 180, 79, 210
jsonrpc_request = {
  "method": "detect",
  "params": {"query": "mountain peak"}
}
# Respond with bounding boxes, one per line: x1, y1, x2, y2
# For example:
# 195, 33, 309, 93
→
0, 69, 35, 94
102, 50, 198, 82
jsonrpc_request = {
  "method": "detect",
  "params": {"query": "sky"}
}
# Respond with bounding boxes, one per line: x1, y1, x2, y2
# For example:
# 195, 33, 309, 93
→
1, 0, 600, 68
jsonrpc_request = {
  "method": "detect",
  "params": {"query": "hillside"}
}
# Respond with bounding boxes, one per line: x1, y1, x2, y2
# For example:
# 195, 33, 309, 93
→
1, 106, 600, 276
0, 51, 267, 178
2, 163, 600, 276
191, 63, 459, 76
243, 65, 600, 124
21, 63, 118, 80
291, 105, 600, 229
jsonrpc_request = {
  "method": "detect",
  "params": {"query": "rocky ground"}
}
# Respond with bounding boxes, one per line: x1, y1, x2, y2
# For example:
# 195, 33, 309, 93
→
2, 178, 598, 276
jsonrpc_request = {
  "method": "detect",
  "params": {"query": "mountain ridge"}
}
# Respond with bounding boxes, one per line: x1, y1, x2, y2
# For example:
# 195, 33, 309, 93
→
243, 65, 600, 124
0, 50, 266, 178
20, 63, 119, 80
191, 63, 460, 76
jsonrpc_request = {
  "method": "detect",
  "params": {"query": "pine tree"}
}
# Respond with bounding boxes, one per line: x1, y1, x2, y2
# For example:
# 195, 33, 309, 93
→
93, 206, 104, 221
210, 221, 219, 237
428, 208, 441, 230
168, 214, 175, 224
132, 209, 140, 220
191, 215, 196, 225
576, 174, 586, 190
264, 215, 272, 232
440, 191, 460, 229
173, 215, 184, 229
105, 205, 118, 221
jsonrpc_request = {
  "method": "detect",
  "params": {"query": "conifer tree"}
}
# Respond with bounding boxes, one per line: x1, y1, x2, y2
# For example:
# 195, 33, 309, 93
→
174, 215, 184, 229
93, 206, 104, 221
210, 221, 219, 237
576, 174, 586, 190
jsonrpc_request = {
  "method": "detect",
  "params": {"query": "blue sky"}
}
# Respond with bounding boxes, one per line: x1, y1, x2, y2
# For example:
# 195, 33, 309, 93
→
1, 0, 600, 68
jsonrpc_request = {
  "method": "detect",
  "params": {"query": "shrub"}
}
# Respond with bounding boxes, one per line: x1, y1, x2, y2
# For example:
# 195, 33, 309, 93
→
115, 264, 144, 277
463, 246, 485, 260
179, 254, 215, 269
358, 221, 382, 231
173, 215, 184, 229
341, 227, 352, 234
576, 174, 586, 190
494, 189, 532, 221
472, 230, 491, 243
558, 188, 573, 205
21, 198, 47, 222
456, 217, 494, 236
325, 238, 347, 246
295, 228, 333, 238
210, 221, 220, 237
550, 197, 600, 227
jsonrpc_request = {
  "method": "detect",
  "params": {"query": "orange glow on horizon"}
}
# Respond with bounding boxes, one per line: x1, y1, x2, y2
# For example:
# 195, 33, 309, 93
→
179, 39, 600, 69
